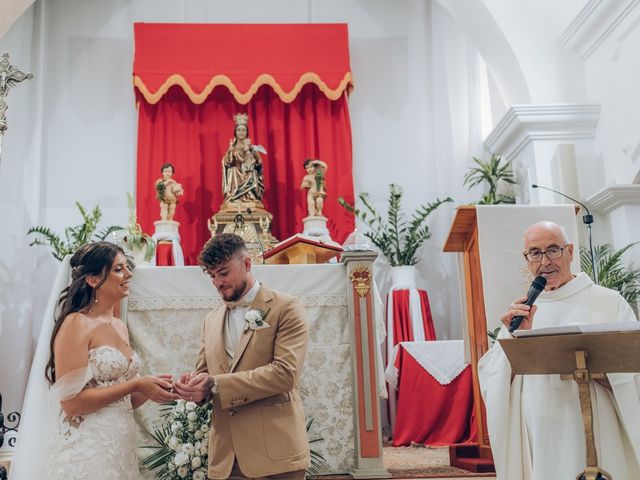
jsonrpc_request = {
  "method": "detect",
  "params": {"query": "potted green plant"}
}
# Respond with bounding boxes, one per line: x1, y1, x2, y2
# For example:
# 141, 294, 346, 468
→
580, 243, 640, 317
123, 193, 155, 265
339, 183, 452, 283
27, 202, 122, 261
463, 153, 516, 204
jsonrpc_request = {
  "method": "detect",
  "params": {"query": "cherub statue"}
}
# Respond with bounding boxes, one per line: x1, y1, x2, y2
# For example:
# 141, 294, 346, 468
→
300, 158, 328, 217
222, 113, 266, 204
155, 162, 184, 221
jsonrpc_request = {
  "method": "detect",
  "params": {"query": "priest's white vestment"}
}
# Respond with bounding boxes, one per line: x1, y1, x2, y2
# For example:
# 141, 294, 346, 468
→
478, 272, 640, 480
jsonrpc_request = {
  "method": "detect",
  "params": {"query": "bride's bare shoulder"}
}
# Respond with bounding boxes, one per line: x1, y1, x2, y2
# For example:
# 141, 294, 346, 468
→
56, 312, 94, 341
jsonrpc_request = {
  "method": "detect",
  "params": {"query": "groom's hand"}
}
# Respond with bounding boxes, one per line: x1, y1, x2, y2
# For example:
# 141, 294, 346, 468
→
174, 372, 213, 403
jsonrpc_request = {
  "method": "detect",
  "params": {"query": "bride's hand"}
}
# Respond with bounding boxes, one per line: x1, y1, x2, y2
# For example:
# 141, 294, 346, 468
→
135, 376, 179, 403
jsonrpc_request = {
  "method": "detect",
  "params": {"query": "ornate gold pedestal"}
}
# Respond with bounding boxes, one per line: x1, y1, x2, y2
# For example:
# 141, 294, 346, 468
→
207, 201, 279, 262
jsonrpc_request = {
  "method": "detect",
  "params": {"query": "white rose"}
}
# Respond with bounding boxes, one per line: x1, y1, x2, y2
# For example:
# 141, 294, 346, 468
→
188, 411, 198, 421
186, 401, 197, 411
201, 423, 210, 433
168, 436, 180, 451
195, 430, 204, 440
195, 441, 202, 450
192, 456, 202, 469
175, 401, 186, 413
182, 443, 195, 455
177, 465, 189, 478
188, 422, 196, 432
174, 451, 189, 467
193, 470, 206, 480
171, 421, 183, 433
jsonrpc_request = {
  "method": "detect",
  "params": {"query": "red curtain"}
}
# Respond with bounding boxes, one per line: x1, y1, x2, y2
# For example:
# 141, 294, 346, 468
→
134, 23, 355, 264
136, 84, 355, 265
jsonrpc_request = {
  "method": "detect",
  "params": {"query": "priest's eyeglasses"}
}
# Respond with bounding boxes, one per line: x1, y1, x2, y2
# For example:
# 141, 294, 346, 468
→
523, 245, 568, 263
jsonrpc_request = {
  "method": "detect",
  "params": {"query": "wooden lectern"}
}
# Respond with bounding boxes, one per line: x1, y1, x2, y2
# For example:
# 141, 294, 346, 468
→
499, 331, 640, 480
262, 234, 343, 264
443, 206, 494, 472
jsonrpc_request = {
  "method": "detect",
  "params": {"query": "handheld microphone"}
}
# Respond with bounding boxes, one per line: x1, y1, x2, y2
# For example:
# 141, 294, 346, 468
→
246, 208, 265, 264
509, 275, 547, 333
531, 184, 597, 284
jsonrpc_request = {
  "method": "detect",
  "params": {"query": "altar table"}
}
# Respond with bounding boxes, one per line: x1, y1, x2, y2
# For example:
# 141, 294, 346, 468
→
124, 259, 388, 477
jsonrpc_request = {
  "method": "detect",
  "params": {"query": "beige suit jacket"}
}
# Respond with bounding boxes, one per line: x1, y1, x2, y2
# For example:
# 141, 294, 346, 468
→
195, 284, 311, 479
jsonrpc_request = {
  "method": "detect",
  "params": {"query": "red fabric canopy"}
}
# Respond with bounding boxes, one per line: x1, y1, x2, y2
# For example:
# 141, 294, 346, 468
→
133, 23, 353, 105
133, 24, 356, 265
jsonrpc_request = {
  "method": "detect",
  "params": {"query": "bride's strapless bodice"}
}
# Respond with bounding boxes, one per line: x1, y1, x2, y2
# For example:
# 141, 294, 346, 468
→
46, 346, 142, 480
88, 345, 140, 390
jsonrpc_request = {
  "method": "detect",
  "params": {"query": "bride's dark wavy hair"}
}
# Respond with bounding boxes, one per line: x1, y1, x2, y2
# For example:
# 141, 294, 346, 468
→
45, 241, 124, 384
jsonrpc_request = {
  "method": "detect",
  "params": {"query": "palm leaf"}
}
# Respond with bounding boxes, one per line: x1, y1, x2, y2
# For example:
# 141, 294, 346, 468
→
464, 154, 516, 205
581, 243, 640, 315
339, 185, 451, 266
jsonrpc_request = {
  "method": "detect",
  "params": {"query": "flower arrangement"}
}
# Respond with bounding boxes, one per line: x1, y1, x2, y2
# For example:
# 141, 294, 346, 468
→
141, 399, 212, 480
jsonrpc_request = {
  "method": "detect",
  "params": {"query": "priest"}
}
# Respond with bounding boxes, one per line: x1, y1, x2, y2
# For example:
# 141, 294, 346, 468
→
478, 221, 640, 479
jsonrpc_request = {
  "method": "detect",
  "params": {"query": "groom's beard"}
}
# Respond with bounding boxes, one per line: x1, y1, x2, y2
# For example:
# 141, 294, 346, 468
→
220, 279, 248, 302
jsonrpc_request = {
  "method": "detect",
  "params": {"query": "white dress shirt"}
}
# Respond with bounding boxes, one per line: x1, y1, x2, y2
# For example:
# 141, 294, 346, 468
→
224, 280, 260, 365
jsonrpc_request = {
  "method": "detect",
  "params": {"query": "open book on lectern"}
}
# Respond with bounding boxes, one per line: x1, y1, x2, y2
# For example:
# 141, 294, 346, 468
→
513, 321, 640, 338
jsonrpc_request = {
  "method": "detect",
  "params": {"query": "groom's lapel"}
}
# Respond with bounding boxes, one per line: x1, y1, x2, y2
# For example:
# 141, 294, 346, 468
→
230, 284, 273, 372
210, 306, 229, 374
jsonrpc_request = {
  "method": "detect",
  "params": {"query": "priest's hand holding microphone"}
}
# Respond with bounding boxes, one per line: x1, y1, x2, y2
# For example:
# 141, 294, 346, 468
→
502, 276, 547, 333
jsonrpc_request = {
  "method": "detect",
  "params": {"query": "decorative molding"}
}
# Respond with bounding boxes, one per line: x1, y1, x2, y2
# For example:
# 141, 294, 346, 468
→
560, 0, 603, 46
586, 184, 640, 214
560, 0, 640, 60
484, 104, 601, 161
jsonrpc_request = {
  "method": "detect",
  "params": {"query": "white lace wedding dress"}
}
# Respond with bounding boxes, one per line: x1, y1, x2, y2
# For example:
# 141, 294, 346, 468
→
45, 345, 142, 479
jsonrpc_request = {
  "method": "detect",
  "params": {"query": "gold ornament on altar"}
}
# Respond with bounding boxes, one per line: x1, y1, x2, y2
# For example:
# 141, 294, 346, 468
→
350, 265, 372, 298
233, 112, 248, 126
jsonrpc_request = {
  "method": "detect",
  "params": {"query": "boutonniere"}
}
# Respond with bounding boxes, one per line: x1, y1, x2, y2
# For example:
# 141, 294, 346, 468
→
244, 309, 269, 332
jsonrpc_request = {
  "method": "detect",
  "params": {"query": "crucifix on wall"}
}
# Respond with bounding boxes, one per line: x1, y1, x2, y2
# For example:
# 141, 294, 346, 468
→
0, 51, 33, 170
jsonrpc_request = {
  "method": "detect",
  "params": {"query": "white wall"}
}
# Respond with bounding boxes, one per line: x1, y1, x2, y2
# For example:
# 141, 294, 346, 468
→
0, 0, 490, 427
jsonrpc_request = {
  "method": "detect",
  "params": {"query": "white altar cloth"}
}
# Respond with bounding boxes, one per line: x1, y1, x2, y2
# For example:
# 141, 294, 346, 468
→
385, 340, 468, 389
125, 264, 384, 476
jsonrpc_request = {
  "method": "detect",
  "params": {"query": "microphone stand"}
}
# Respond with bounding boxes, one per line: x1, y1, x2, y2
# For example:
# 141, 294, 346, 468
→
532, 184, 598, 284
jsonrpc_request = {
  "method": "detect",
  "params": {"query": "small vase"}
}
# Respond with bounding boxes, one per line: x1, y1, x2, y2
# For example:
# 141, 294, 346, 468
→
390, 265, 416, 289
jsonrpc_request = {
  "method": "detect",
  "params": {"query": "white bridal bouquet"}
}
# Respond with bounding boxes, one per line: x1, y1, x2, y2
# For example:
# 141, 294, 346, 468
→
141, 399, 212, 480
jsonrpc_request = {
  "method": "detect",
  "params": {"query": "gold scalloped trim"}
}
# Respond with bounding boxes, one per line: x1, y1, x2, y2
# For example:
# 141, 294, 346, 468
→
134, 71, 353, 105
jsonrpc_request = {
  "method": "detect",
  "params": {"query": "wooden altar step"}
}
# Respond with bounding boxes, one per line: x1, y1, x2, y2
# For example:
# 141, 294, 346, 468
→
449, 444, 495, 473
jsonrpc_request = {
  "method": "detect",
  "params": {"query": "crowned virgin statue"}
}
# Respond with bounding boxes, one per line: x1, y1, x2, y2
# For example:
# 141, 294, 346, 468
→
222, 113, 266, 204
209, 113, 278, 259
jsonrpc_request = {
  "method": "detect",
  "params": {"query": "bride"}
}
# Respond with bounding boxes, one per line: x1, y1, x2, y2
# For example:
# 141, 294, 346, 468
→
13, 242, 178, 479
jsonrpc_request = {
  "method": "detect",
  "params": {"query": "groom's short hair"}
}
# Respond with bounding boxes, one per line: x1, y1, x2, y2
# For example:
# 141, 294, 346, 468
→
198, 233, 247, 270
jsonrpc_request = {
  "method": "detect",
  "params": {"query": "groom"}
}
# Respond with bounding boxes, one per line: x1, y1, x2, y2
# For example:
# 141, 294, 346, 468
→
175, 233, 310, 479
